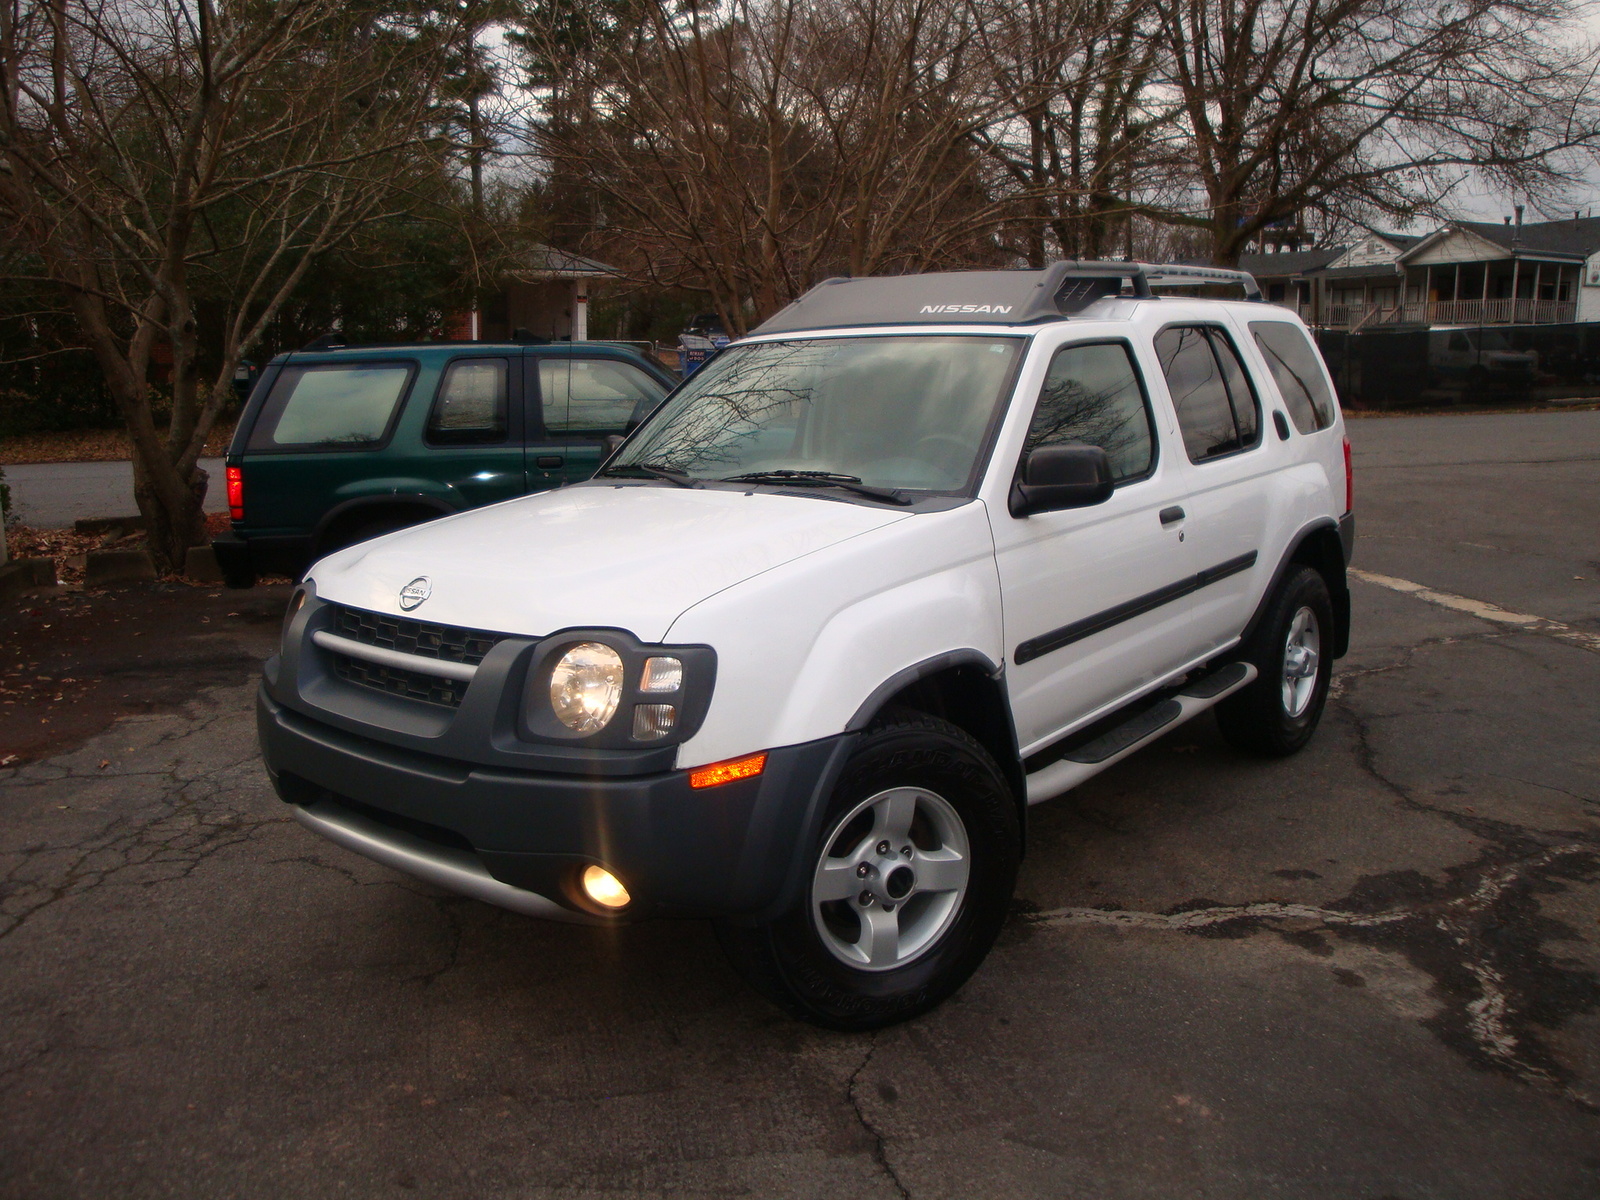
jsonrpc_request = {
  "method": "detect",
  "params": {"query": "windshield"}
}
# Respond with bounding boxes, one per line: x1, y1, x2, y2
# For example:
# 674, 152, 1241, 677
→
614, 336, 1023, 492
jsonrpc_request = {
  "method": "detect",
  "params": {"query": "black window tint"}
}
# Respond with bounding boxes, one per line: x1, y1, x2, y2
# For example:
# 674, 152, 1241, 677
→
247, 362, 412, 450
1025, 341, 1155, 482
1210, 328, 1260, 446
427, 359, 508, 445
1250, 322, 1336, 434
1155, 327, 1237, 462
540, 359, 667, 436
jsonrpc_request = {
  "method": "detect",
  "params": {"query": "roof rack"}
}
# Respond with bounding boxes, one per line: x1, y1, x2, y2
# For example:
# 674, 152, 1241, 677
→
1136, 262, 1262, 299
751, 260, 1260, 334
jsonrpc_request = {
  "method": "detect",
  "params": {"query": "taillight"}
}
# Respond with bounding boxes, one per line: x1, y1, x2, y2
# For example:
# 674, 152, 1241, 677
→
1342, 436, 1352, 514
226, 465, 244, 521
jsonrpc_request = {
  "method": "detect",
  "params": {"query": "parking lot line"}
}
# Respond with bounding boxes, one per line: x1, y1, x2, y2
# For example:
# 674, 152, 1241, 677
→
1350, 567, 1600, 654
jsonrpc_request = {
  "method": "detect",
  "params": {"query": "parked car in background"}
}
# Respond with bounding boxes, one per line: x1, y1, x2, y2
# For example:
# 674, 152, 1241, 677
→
677, 313, 730, 376
1427, 328, 1539, 389
213, 341, 675, 587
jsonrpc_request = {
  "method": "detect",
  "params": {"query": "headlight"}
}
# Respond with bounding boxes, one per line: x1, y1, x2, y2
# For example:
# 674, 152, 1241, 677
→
549, 642, 624, 733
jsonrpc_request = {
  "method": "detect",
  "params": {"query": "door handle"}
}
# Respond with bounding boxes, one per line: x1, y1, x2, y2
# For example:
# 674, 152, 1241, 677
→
536, 455, 564, 468
1160, 506, 1186, 526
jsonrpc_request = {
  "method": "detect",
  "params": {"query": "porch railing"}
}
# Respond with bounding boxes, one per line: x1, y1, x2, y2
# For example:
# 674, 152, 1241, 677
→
1315, 298, 1577, 329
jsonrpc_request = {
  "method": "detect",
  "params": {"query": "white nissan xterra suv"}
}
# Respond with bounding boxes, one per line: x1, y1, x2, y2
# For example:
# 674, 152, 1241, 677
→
260, 261, 1354, 1029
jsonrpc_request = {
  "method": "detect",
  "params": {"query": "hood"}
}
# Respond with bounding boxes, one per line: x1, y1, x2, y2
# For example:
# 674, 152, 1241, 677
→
309, 484, 912, 641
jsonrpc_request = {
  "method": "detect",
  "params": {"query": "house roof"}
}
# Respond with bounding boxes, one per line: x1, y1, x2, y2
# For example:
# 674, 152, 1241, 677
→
1454, 217, 1600, 257
1316, 263, 1405, 281
1400, 218, 1600, 265
510, 245, 619, 280
1233, 248, 1344, 279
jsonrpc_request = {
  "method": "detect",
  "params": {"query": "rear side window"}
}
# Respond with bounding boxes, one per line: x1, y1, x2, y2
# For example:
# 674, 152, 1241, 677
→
540, 359, 667, 436
1154, 326, 1260, 462
427, 358, 508, 445
248, 362, 413, 450
1250, 322, 1336, 433
1024, 341, 1155, 482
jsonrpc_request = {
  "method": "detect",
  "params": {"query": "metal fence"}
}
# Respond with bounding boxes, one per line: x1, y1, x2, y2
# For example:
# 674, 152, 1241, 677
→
1314, 321, 1600, 410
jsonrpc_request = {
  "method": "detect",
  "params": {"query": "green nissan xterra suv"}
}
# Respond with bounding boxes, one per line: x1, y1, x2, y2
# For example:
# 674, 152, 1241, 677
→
213, 341, 675, 587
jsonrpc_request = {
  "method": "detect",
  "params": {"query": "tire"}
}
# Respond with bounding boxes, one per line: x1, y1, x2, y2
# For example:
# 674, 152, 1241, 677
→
716, 710, 1020, 1031
221, 564, 257, 590
1215, 563, 1334, 758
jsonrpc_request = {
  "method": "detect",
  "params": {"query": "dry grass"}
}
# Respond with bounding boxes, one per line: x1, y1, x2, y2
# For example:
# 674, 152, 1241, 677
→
0, 419, 236, 465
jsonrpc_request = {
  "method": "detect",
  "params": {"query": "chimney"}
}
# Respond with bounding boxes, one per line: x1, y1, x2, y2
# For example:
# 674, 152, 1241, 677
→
1515, 205, 1524, 229
1504, 216, 1512, 225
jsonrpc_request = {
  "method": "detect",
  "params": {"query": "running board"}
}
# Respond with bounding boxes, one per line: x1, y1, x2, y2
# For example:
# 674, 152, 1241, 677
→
1024, 662, 1258, 805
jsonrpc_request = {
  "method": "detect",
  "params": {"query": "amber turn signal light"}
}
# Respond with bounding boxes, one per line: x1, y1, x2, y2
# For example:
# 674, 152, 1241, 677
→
689, 752, 767, 790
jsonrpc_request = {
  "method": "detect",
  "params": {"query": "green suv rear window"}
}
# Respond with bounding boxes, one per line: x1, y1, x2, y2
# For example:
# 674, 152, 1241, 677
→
248, 362, 415, 450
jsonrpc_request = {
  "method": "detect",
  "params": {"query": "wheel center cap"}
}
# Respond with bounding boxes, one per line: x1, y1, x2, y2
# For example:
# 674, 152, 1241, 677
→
885, 865, 915, 900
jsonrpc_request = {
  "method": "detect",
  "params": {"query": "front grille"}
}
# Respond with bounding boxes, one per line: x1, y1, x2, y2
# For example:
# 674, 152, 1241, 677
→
330, 653, 471, 707
329, 604, 506, 666
324, 604, 512, 708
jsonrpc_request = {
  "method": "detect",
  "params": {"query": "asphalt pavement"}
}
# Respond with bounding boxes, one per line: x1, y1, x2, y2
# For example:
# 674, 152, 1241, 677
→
3, 457, 227, 527
1, 410, 1597, 1198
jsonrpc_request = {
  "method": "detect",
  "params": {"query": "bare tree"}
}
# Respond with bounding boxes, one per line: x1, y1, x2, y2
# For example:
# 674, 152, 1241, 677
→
967, 0, 1184, 266
523, 0, 1014, 332
1149, 0, 1600, 263
0, 0, 458, 568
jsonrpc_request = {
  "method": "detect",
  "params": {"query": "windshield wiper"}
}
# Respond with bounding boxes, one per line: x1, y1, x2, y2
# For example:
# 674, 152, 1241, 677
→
598, 462, 701, 489
720, 470, 912, 506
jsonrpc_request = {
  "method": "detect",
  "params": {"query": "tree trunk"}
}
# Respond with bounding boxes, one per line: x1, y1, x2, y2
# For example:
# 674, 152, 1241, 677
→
132, 453, 209, 573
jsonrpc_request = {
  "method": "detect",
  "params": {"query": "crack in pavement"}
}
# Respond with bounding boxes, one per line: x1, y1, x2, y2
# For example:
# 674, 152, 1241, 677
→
0, 705, 286, 943
1328, 630, 1508, 699
1032, 843, 1599, 1112
1030, 614, 1600, 1116
846, 1035, 911, 1200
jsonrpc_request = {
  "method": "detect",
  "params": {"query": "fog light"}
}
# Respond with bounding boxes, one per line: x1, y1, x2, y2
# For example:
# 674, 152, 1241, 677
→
581, 865, 631, 909
632, 703, 677, 740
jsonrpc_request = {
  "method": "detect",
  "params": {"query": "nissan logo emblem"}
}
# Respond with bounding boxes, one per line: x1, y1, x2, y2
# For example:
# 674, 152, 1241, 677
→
398, 577, 432, 611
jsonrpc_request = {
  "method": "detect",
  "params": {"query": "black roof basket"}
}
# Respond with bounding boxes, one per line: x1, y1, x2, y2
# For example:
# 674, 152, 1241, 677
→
750, 260, 1260, 335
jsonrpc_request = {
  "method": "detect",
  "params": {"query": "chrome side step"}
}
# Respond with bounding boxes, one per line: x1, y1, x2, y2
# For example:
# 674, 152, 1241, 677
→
1024, 662, 1257, 805
292, 799, 600, 924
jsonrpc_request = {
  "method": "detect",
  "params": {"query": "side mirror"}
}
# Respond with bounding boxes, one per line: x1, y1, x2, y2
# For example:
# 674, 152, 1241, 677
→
602, 434, 627, 460
1009, 443, 1114, 517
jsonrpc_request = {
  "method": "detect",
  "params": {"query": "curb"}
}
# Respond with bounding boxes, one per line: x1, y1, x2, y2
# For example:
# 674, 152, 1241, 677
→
0, 557, 58, 603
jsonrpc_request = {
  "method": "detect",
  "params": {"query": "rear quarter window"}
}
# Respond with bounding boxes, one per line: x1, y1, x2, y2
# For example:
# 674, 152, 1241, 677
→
247, 362, 414, 451
1249, 321, 1336, 433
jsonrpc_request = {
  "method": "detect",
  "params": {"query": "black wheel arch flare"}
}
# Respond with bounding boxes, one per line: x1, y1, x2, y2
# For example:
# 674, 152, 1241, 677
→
1241, 519, 1351, 659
